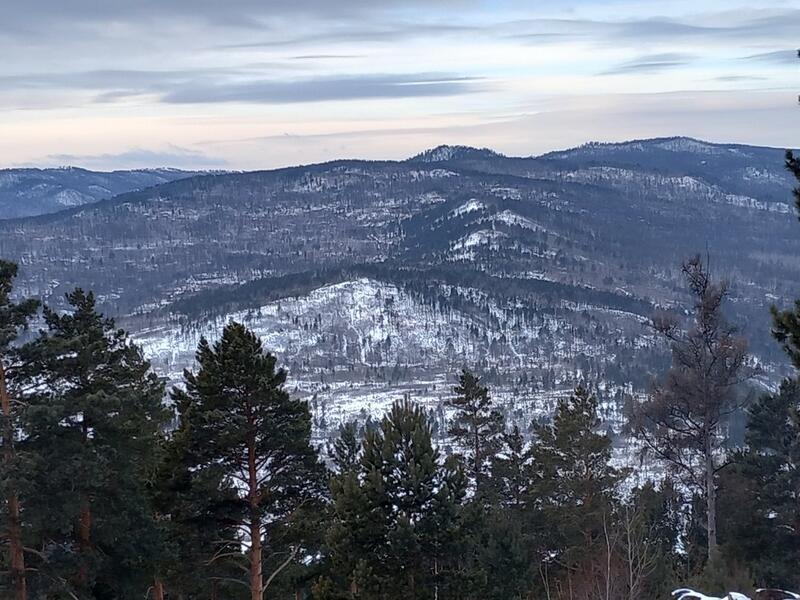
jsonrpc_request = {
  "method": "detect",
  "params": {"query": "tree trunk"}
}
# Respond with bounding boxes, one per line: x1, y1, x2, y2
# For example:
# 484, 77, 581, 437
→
705, 437, 718, 562
0, 360, 27, 600
77, 497, 93, 588
153, 577, 165, 600
249, 516, 263, 600
247, 430, 262, 600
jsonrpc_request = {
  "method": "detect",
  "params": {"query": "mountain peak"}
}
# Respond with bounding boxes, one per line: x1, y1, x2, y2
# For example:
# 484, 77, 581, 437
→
408, 144, 503, 163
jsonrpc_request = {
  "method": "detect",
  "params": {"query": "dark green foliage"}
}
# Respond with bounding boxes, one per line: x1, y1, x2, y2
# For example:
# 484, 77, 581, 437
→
20, 289, 168, 598
174, 321, 326, 598
786, 149, 800, 215
532, 387, 626, 595
447, 369, 504, 493
771, 151, 800, 365
718, 380, 800, 589
331, 421, 361, 475
326, 400, 465, 599
0, 260, 39, 600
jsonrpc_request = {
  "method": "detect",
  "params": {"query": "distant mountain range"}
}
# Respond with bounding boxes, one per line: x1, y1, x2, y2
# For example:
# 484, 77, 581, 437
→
1, 136, 797, 442
0, 167, 207, 218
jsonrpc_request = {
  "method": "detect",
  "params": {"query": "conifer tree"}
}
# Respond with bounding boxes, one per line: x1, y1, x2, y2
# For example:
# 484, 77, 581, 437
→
635, 257, 750, 563
532, 386, 624, 595
720, 379, 800, 588
447, 369, 504, 493
20, 289, 167, 597
0, 260, 38, 600
176, 321, 325, 600
327, 400, 465, 599
772, 150, 800, 361
150, 390, 242, 600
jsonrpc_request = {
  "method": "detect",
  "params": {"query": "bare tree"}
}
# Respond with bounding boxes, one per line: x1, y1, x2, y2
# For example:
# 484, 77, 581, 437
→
635, 256, 751, 562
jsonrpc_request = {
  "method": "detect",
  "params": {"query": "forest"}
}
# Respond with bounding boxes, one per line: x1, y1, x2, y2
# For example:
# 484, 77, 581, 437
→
0, 154, 799, 600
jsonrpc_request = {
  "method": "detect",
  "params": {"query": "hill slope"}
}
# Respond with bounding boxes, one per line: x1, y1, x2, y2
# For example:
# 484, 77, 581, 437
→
0, 166, 204, 218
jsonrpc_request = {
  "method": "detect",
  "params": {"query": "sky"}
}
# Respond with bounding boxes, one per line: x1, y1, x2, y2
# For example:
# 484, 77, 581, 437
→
2, 0, 798, 170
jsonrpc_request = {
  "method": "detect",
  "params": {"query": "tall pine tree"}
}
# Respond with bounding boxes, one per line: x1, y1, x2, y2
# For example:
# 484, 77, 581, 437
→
0, 260, 38, 600
21, 289, 167, 598
447, 370, 504, 494
175, 321, 325, 600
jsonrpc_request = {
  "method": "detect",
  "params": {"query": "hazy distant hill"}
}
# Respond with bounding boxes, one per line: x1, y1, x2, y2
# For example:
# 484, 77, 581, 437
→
0, 166, 204, 218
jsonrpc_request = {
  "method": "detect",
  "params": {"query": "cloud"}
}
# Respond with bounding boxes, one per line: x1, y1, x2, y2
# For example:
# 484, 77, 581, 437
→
508, 9, 800, 48
160, 73, 485, 104
42, 146, 227, 170
600, 53, 694, 76
712, 75, 768, 82
0, 69, 483, 106
741, 49, 798, 64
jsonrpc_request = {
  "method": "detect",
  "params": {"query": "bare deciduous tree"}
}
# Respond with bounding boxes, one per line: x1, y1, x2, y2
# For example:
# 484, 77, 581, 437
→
635, 256, 751, 562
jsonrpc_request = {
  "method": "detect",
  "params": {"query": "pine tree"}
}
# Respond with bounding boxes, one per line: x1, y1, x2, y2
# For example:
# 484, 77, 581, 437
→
176, 321, 325, 600
330, 421, 360, 475
772, 150, 800, 363
150, 389, 242, 600
447, 369, 504, 494
20, 289, 167, 597
532, 386, 624, 596
490, 424, 536, 510
0, 260, 38, 600
634, 257, 750, 563
327, 400, 465, 599
720, 380, 800, 588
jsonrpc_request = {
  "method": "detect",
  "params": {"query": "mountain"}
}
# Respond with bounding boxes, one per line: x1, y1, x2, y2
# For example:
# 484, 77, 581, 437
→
0, 166, 205, 218
1, 137, 797, 442
408, 144, 504, 163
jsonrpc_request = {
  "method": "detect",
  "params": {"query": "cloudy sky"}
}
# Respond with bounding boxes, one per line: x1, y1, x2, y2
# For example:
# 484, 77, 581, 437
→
2, 0, 798, 170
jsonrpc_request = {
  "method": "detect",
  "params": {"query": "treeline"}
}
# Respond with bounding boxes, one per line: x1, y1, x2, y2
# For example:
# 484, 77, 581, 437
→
0, 254, 798, 600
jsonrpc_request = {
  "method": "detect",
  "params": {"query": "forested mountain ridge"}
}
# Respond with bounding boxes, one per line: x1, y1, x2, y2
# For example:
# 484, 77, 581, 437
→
1, 137, 797, 440
0, 166, 206, 218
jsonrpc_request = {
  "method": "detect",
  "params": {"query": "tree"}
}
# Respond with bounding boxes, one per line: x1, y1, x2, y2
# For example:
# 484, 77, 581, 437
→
447, 369, 504, 494
719, 379, 800, 588
326, 400, 465, 599
176, 321, 325, 600
771, 150, 800, 363
150, 390, 243, 600
0, 261, 38, 600
635, 257, 750, 563
532, 386, 625, 599
21, 288, 167, 598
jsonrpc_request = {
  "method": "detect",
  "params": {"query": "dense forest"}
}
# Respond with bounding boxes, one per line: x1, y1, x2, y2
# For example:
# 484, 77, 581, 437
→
1, 152, 799, 600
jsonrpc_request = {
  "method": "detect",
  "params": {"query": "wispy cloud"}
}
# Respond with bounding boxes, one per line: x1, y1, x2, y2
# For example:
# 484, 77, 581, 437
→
161, 73, 485, 104
600, 53, 694, 76
741, 49, 798, 64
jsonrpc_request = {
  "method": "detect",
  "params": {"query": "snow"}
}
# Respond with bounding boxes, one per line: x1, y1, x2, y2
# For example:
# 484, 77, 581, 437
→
449, 199, 485, 218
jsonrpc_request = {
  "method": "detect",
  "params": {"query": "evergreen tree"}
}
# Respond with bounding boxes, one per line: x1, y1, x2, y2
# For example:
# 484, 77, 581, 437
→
719, 380, 800, 588
532, 386, 624, 598
447, 369, 504, 494
150, 390, 242, 600
490, 424, 536, 510
0, 260, 38, 600
450, 424, 542, 600
330, 421, 361, 475
772, 150, 800, 364
21, 289, 167, 598
326, 400, 465, 599
175, 321, 325, 600
634, 257, 750, 563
